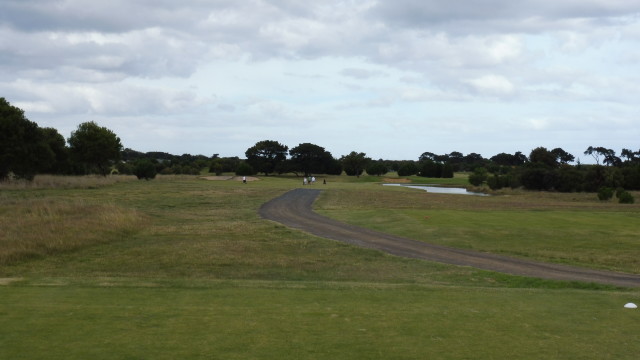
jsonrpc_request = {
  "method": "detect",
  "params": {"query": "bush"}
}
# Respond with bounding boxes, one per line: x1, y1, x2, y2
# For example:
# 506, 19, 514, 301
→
235, 162, 255, 176
366, 162, 388, 176
441, 163, 454, 178
209, 162, 223, 175
397, 163, 418, 176
133, 159, 157, 180
487, 174, 510, 190
419, 161, 441, 178
597, 187, 614, 201
617, 190, 635, 204
468, 167, 488, 186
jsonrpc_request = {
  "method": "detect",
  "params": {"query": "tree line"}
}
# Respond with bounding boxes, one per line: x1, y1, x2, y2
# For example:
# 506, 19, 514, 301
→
1, 98, 123, 180
471, 146, 640, 194
2, 97, 638, 199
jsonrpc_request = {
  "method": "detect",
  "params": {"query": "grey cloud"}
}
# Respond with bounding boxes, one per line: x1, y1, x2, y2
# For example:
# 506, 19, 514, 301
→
340, 68, 387, 79
368, 0, 640, 34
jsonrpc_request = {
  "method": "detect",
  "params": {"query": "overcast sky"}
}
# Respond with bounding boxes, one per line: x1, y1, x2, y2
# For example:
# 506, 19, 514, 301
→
2, 0, 639, 161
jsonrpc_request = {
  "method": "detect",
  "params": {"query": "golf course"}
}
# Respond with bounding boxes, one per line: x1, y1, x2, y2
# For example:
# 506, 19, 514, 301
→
1, 174, 639, 359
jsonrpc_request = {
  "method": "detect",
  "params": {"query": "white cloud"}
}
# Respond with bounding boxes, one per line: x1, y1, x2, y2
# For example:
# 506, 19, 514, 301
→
467, 74, 515, 95
1, 0, 639, 159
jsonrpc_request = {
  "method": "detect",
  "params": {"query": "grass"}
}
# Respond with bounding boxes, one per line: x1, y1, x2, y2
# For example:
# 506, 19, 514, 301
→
0, 197, 144, 265
316, 185, 640, 272
0, 174, 137, 190
2, 282, 639, 360
1, 174, 639, 359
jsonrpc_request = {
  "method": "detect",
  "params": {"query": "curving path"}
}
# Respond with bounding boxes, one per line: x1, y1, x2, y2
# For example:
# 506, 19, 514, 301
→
260, 188, 640, 288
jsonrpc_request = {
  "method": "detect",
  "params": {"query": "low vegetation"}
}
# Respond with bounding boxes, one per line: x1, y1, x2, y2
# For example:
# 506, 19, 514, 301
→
0, 195, 144, 265
1, 174, 639, 359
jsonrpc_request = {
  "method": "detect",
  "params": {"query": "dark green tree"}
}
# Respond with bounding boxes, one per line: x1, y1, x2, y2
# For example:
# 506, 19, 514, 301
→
366, 161, 387, 176
529, 147, 558, 168
397, 162, 418, 176
68, 121, 123, 176
554, 165, 584, 192
341, 151, 369, 176
419, 160, 442, 178
245, 140, 288, 176
462, 153, 486, 171
491, 151, 528, 167
235, 162, 255, 176
468, 167, 488, 186
0, 98, 54, 180
325, 158, 343, 175
441, 163, 454, 178
40, 127, 70, 174
584, 146, 620, 166
597, 187, 614, 201
133, 159, 157, 180
289, 143, 334, 177
621, 148, 639, 164
551, 148, 575, 164
446, 151, 465, 171
617, 190, 635, 204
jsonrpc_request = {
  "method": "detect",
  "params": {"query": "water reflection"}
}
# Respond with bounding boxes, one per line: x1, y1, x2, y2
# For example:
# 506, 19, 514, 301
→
383, 183, 488, 196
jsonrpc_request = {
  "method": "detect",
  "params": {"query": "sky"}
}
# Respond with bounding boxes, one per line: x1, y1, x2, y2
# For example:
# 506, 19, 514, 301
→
1, 0, 639, 162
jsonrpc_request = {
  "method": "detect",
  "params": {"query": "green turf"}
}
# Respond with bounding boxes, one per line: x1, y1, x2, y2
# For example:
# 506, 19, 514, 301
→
1, 174, 639, 359
2, 281, 640, 360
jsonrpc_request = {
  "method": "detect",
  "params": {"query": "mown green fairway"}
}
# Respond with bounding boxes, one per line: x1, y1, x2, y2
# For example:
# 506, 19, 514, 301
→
2, 282, 640, 360
316, 186, 640, 273
1, 175, 639, 359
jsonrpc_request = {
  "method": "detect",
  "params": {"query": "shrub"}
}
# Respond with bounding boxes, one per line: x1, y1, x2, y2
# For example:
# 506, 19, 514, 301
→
133, 159, 157, 180
487, 174, 508, 190
419, 160, 441, 178
210, 162, 223, 175
235, 162, 255, 176
441, 163, 454, 178
468, 167, 488, 186
366, 162, 388, 176
397, 163, 418, 176
617, 190, 635, 204
597, 187, 614, 201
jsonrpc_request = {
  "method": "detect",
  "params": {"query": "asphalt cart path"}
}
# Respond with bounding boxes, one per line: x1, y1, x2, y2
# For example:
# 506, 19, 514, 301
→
259, 188, 640, 288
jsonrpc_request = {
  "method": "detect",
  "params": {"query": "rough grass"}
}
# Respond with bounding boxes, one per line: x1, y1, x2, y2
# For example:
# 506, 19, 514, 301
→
0, 197, 145, 265
1, 175, 640, 359
0, 174, 138, 189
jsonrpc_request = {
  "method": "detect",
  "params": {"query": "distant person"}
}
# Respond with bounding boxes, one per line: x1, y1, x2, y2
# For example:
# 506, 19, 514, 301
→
242, 176, 246, 184
323, 179, 326, 185
303, 178, 308, 185
311, 176, 316, 184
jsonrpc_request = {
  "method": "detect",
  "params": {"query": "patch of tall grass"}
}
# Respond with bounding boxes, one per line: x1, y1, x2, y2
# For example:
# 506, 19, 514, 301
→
0, 197, 145, 265
0, 174, 137, 190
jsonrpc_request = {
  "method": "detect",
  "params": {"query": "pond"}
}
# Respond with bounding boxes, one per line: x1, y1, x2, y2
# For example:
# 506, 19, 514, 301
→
383, 183, 489, 196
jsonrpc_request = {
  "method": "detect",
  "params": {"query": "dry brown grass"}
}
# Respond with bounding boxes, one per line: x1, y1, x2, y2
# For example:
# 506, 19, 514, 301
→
0, 197, 145, 265
0, 174, 137, 190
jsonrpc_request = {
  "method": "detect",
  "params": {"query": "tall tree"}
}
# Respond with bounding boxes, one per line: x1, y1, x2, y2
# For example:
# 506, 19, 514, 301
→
621, 148, 639, 164
585, 146, 620, 166
551, 148, 575, 164
289, 143, 334, 177
40, 127, 70, 174
341, 151, 369, 176
529, 147, 557, 168
0, 98, 54, 180
245, 140, 288, 176
68, 121, 122, 176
